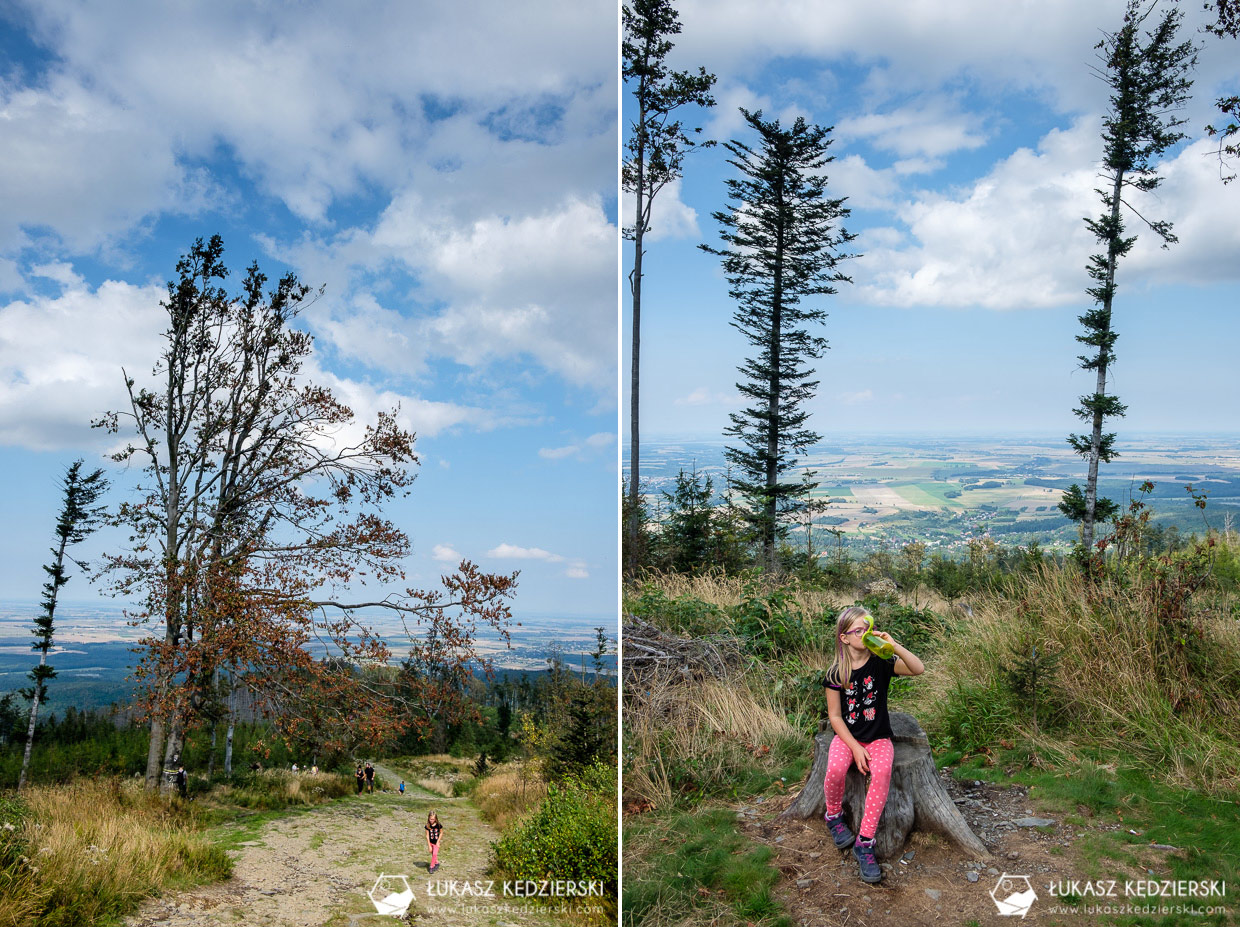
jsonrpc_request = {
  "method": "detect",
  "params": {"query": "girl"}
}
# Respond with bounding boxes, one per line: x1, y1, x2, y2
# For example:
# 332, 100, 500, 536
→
822, 605, 924, 884
425, 811, 444, 873
355, 764, 365, 795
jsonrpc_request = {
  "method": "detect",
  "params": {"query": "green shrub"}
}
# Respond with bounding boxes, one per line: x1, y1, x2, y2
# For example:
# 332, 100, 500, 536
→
935, 678, 1018, 755
729, 585, 807, 657
627, 586, 726, 636
491, 762, 616, 893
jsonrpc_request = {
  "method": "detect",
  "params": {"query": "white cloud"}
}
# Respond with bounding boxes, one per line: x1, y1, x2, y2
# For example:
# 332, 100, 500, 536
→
623, 178, 701, 242
674, 387, 732, 407
539, 445, 580, 460
486, 543, 566, 562
675, 0, 1228, 118
539, 431, 615, 461
565, 564, 590, 579
0, 269, 481, 452
837, 98, 988, 159
858, 122, 1240, 309
0, 275, 165, 450
431, 544, 461, 562
839, 390, 874, 404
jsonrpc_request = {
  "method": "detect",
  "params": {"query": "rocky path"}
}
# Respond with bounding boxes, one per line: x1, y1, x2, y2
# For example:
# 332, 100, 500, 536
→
124, 763, 559, 927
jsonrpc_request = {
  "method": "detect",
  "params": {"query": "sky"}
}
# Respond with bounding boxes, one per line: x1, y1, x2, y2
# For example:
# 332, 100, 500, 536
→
623, 0, 1240, 446
0, 0, 618, 625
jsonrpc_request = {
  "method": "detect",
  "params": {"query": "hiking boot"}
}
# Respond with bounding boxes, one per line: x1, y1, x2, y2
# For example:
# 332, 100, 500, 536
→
853, 836, 882, 883
824, 812, 855, 849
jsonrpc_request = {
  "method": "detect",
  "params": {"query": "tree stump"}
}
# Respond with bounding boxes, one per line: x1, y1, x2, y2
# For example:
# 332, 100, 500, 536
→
779, 711, 990, 860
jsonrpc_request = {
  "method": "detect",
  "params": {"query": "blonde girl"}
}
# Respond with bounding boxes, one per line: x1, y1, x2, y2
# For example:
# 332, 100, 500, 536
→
822, 605, 924, 883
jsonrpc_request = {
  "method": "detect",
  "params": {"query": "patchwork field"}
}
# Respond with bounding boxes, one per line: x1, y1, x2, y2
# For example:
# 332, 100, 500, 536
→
632, 433, 1240, 553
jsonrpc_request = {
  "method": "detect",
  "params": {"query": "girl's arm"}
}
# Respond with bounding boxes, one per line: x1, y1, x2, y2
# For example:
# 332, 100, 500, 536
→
874, 632, 925, 676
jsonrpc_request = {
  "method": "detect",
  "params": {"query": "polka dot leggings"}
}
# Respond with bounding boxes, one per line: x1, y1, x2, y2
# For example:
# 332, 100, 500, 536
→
823, 735, 894, 840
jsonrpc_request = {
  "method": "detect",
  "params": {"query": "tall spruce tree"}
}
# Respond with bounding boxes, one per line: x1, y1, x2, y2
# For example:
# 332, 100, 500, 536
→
702, 109, 856, 572
1060, 0, 1196, 552
19, 460, 108, 789
622, 0, 715, 575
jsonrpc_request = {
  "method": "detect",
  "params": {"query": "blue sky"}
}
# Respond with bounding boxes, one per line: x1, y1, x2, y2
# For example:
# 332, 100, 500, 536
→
0, 0, 617, 623
624, 0, 1240, 445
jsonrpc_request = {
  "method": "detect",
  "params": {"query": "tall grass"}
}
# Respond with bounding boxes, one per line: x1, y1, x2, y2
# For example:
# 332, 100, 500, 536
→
913, 562, 1240, 793
0, 779, 230, 927
470, 762, 549, 829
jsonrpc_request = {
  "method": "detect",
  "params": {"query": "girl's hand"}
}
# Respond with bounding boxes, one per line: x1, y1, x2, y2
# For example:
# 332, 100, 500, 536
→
852, 744, 871, 775
873, 630, 897, 646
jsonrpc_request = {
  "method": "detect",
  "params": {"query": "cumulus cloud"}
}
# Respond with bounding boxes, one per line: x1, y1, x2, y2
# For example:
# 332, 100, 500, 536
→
486, 543, 566, 562
0, 270, 480, 452
431, 544, 462, 562
857, 122, 1240, 309
0, 275, 165, 450
539, 431, 615, 460
837, 97, 988, 159
622, 178, 701, 242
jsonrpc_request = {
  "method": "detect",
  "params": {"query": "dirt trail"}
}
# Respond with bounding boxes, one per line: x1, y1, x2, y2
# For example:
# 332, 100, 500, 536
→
124, 763, 559, 927
738, 768, 1191, 927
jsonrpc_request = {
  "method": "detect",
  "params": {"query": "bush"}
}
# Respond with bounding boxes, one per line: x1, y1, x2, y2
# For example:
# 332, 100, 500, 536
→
491, 762, 616, 893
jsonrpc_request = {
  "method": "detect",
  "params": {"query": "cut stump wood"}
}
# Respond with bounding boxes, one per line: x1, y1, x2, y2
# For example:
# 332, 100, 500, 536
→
779, 711, 990, 861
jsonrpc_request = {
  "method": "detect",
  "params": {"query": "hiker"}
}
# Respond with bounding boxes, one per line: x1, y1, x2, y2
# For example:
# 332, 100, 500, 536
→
355, 764, 366, 795
175, 765, 188, 799
425, 811, 444, 873
364, 761, 375, 793
822, 606, 925, 884
399, 780, 405, 794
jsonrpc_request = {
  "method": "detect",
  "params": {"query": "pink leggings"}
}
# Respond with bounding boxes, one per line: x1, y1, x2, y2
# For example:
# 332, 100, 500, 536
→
823, 736, 894, 840
430, 842, 439, 867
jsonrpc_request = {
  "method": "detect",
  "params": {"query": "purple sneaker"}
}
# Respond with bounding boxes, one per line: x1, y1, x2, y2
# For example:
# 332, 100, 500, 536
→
853, 836, 882, 883
824, 812, 855, 849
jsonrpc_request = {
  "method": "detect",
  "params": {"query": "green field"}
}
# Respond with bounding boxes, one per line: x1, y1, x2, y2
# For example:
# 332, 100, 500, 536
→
895, 482, 957, 507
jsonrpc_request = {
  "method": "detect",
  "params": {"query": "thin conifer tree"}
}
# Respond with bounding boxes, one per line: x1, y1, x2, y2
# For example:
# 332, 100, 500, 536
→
19, 460, 108, 789
702, 109, 856, 572
1060, 0, 1196, 552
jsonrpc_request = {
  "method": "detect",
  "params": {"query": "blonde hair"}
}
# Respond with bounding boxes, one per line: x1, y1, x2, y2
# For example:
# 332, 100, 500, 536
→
826, 606, 872, 689
427, 811, 439, 825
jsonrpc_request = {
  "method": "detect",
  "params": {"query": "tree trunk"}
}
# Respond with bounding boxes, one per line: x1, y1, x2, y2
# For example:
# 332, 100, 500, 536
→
1083, 168, 1125, 551
17, 660, 44, 791
627, 124, 646, 576
780, 712, 990, 861
146, 716, 166, 790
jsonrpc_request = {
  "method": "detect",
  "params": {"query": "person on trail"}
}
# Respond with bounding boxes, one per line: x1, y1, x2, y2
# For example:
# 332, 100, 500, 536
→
355, 764, 366, 795
822, 606, 925, 884
175, 765, 188, 799
425, 811, 444, 873
364, 761, 375, 793
399, 780, 405, 794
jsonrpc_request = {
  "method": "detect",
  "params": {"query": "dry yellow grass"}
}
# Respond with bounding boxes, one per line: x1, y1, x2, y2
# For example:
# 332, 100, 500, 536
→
0, 778, 229, 927
471, 761, 549, 829
911, 563, 1240, 793
632, 569, 853, 616
625, 670, 801, 808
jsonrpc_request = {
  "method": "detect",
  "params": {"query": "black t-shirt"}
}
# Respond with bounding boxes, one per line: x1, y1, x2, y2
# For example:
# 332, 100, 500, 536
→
824, 653, 897, 743
426, 822, 442, 843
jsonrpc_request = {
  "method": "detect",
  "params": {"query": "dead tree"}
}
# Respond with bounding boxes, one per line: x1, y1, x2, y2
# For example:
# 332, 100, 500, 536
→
780, 711, 990, 860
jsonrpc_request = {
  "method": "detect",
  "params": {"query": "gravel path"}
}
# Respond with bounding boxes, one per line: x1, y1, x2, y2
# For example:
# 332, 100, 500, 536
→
124, 763, 560, 927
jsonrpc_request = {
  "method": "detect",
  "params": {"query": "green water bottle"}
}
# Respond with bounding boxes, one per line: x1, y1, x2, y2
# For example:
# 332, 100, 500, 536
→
861, 615, 894, 658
